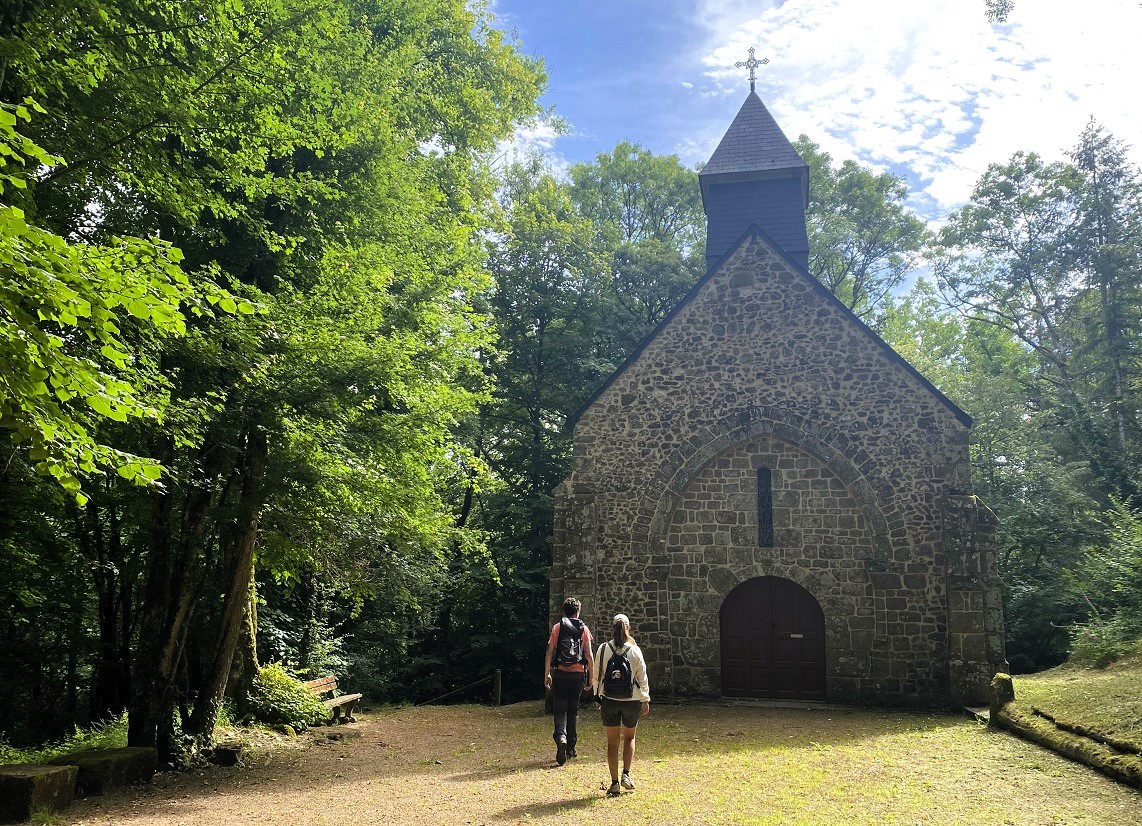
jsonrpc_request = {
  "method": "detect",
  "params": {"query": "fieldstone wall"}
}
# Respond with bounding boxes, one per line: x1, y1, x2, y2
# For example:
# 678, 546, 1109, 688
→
552, 230, 1007, 706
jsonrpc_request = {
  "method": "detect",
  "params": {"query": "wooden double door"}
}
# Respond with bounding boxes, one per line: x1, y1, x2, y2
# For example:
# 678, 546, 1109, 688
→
720, 576, 827, 700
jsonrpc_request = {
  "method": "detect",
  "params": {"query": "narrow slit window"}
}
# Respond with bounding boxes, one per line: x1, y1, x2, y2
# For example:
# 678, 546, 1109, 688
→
757, 467, 774, 547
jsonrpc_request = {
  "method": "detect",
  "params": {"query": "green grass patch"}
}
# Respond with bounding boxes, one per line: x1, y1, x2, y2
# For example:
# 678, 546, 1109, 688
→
1013, 651, 1142, 748
373, 702, 1139, 825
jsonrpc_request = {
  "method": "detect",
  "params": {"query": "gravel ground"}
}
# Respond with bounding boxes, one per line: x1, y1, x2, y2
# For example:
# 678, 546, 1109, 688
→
64, 701, 1141, 826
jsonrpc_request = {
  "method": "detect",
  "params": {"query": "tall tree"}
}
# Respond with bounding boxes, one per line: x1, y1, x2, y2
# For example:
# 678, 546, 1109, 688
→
794, 136, 929, 321
411, 145, 707, 703
1, 0, 542, 754
936, 134, 1142, 505
424, 158, 607, 701
1066, 120, 1142, 492
569, 142, 705, 355
933, 126, 1142, 667
986, 0, 1014, 23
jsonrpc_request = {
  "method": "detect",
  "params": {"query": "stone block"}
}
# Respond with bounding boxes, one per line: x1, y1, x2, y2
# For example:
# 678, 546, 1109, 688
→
870, 572, 901, 590
989, 673, 1015, 721
48, 747, 157, 796
848, 614, 875, 631
0, 764, 77, 823
954, 632, 987, 662
708, 566, 739, 594
948, 610, 985, 634
207, 745, 244, 766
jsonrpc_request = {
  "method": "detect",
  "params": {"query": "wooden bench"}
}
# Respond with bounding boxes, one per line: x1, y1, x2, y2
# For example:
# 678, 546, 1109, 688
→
303, 675, 362, 724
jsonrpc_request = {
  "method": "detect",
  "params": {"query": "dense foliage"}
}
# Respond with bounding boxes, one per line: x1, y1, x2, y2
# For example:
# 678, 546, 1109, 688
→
392, 146, 706, 704
927, 121, 1142, 670
0, 0, 542, 753
794, 136, 929, 321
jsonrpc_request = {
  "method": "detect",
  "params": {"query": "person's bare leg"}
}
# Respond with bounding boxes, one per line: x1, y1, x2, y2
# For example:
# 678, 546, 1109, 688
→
605, 725, 622, 782
622, 725, 637, 773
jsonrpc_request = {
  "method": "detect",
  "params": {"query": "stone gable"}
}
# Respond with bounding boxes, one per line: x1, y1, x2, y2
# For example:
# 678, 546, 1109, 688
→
553, 229, 1006, 706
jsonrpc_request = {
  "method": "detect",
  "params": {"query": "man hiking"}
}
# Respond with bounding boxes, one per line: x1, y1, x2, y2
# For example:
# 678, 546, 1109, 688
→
543, 597, 595, 765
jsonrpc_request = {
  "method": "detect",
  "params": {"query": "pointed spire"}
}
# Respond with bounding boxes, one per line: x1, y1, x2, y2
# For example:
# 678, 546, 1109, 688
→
700, 92, 806, 179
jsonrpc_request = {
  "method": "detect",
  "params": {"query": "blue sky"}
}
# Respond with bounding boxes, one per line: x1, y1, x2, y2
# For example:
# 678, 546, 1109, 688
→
490, 0, 1142, 223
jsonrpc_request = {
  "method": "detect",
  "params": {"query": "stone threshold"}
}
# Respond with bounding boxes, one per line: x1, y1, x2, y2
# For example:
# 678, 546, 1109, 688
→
655, 697, 876, 713
966, 705, 989, 723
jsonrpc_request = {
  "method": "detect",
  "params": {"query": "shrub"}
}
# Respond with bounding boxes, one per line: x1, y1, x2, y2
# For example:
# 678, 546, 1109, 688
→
1069, 615, 1140, 668
0, 713, 128, 765
247, 664, 327, 730
1068, 501, 1142, 666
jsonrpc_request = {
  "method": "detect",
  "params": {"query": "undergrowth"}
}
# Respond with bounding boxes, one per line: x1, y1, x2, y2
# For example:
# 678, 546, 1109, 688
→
246, 663, 327, 731
0, 712, 128, 766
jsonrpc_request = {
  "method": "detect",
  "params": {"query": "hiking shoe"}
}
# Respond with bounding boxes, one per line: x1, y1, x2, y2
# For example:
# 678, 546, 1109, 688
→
621, 771, 635, 790
607, 781, 622, 797
556, 736, 567, 766
567, 747, 577, 759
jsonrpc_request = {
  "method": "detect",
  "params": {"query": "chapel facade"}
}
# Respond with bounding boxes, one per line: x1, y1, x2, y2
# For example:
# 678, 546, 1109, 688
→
550, 87, 1007, 706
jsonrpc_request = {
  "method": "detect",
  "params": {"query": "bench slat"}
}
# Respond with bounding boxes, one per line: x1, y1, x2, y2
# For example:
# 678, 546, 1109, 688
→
303, 676, 338, 693
323, 693, 363, 709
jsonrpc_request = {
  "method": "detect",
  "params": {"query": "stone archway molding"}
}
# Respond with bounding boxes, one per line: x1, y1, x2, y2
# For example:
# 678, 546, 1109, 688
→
629, 404, 894, 566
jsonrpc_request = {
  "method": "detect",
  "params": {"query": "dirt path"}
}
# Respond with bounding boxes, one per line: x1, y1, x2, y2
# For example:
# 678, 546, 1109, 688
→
66, 702, 1140, 825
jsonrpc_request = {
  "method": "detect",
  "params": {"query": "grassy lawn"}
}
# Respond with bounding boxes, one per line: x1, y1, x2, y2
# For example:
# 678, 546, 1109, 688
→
1013, 653, 1142, 747
68, 700, 1139, 826
519, 703, 1138, 826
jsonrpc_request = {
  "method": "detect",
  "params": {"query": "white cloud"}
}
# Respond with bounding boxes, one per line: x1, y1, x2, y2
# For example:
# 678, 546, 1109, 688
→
688, 0, 1142, 218
496, 117, 572, 177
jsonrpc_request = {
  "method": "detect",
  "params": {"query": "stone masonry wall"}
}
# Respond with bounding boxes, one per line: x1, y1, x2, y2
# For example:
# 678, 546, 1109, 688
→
552, 231, 1005, 706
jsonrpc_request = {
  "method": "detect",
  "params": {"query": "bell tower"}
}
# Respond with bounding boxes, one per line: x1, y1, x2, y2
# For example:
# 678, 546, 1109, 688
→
699, 55, 809, 270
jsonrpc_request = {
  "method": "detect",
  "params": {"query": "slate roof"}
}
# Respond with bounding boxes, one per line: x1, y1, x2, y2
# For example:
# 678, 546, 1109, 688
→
700, 92, 807, 178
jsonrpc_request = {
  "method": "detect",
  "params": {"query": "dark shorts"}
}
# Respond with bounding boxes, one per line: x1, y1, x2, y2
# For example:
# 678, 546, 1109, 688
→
599, 697, 642, 728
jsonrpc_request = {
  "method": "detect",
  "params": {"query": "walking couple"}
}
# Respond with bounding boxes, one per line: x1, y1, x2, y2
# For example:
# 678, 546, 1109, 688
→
543, 597, 650, 797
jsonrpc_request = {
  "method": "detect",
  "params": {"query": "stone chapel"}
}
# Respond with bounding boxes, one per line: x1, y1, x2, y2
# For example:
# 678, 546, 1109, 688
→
550, 84, 1008, 707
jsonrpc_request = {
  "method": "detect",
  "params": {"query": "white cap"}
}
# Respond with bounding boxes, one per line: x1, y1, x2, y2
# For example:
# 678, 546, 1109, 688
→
613, 613, 630, 626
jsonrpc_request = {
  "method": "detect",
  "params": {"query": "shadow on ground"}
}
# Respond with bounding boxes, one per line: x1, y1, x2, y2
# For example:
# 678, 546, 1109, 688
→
62, 701, 1050, 825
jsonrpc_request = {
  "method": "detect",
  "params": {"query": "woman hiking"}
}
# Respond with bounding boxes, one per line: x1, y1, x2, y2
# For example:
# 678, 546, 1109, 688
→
593, 613, 650, 796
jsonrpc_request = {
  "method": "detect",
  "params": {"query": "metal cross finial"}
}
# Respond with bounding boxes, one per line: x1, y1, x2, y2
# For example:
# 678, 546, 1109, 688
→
735, 47, 769, 92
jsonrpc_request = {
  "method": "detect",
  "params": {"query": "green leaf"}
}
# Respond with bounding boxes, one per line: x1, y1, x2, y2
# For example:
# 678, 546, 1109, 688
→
86, 395, 113, 417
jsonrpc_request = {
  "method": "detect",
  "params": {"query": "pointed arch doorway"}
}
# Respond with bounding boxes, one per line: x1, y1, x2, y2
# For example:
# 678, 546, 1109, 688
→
720, 576, 827, 700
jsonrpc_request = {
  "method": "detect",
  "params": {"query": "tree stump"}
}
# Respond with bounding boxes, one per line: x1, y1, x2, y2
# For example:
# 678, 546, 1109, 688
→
988, 672, 1015, 725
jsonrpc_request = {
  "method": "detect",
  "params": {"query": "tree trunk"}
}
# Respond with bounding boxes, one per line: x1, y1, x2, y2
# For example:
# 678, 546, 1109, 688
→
88, 496, 132, 723
128, 439, 219, 757
186, 427, 268, 743
225, 580, 260, 713
297, 572, 317, 675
